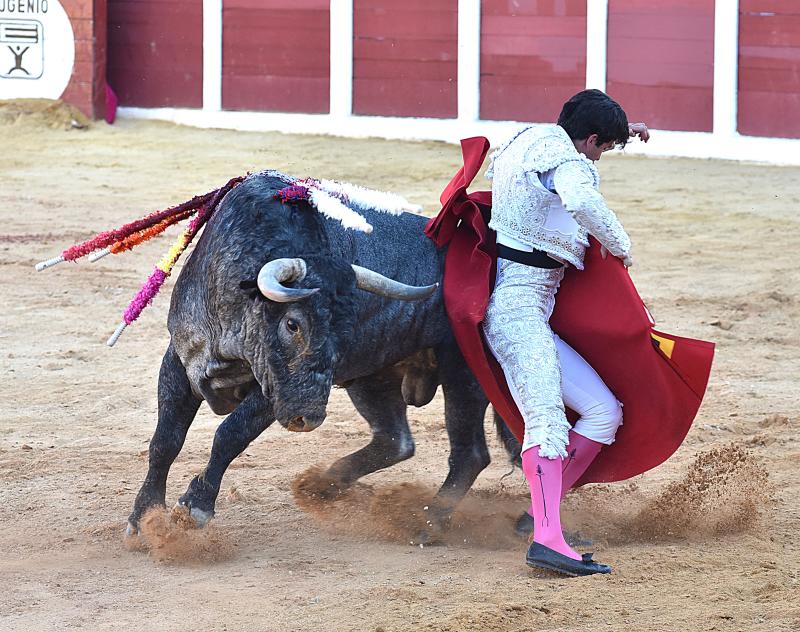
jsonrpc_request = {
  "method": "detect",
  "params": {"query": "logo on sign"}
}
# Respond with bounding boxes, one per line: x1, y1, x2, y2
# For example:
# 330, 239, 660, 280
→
1, 19, 44, 79
0, 1, 73, 100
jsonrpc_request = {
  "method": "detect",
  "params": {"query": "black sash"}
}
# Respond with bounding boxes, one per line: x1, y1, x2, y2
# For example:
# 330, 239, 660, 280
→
496, 243, 564, 269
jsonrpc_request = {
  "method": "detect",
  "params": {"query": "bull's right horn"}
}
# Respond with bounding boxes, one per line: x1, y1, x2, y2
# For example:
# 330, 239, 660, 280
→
351, 265, 439, 301
257, 258, 320, 302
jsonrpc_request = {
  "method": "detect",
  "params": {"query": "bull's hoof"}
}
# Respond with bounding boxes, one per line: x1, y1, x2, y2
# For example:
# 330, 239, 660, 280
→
514, 511, 534, 537
564, 531, 594, 548
126, 502, 163, 538
173, 501, 214, 528
413, 528, 445, 547
294, 467, 349, 502
316, 478, 347, 501
514, 511, 594, 547
412, 506, 452, 546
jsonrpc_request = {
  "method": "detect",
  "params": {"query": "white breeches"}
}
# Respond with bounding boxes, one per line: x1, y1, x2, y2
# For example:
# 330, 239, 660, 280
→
554, 333, 623, 446
482, 259, 623, 458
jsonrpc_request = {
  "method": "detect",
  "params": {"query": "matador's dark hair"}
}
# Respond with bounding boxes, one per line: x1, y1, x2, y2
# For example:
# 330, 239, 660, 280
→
557, 89, 629, 148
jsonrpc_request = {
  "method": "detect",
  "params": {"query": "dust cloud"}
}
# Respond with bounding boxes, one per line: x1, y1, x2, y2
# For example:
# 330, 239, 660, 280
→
292, 466, 521, 549
125, 506, 237, 565
295, 445, 772, 549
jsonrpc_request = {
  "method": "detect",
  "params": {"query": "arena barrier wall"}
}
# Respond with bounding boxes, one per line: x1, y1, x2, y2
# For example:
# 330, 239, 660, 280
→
2, 1, 799, 164
222, 0, 329, 114
606, 0, 715, 133
107, 0, 202, 109
738, 0, 800, 139
480, 0, 587, 123
353, 0, 457, 119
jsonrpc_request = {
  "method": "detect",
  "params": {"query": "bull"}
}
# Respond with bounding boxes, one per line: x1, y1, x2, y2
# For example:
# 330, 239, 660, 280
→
126, 171, 494, 536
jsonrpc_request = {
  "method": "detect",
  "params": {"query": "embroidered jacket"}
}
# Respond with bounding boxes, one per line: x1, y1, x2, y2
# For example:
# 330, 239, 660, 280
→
486, 124, 631, 269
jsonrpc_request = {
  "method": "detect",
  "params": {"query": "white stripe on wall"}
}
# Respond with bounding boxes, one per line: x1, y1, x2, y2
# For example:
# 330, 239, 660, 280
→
713, 0, 740, 137
118, 106, 800, 166
457, 0, 481, 122
329, 0, 354, 117
585, 0, 609, 91
202, 0, 223, 112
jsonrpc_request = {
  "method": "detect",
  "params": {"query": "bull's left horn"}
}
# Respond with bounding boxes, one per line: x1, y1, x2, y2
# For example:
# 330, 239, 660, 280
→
257, 258, 320, 302
351, 265, 438, 301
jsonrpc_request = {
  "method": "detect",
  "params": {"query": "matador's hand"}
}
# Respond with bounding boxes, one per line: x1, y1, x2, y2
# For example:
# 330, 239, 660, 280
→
628, 122, 650, 142
600, 246, 634, 268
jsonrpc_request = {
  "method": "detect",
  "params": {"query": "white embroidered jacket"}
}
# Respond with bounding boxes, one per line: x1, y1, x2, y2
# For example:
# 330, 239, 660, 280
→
486, 124, 631, 270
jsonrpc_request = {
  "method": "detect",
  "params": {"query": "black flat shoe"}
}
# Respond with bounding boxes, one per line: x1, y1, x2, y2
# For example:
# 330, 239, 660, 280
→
514, 512, 594, 547
526, 542, 612, 577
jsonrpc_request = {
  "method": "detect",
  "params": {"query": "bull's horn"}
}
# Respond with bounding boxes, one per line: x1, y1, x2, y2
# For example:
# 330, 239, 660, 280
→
257, 258, 320, 302
351, 265, 438, 301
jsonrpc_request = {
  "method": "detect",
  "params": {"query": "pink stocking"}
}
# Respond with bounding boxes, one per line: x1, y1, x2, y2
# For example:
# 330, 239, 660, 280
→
525, 430, 603, 517
561, 430, 602, 494
521, 447, 580, 560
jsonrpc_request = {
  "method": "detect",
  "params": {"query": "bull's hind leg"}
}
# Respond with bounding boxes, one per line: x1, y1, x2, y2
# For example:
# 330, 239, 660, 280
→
128, 344, 202, 534
425, 344, 491, 530
176, 389, 274, 526
323, 369, 414, 493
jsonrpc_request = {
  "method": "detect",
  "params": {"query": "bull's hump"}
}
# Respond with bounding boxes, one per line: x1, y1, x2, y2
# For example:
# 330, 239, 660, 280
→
185, 176, 329, 282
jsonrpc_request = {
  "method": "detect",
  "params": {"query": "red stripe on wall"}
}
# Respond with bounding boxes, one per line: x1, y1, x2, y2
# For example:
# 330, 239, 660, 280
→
480, 0, 587, 123
222, 1, 330, 113
606, 0, 714, 133
107, 0, 203, 109
739, 0, 797, 12
739, 4, 800, 138
352, 0, 457, 119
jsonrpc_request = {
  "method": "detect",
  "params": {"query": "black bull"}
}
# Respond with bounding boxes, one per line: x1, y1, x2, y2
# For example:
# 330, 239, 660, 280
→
127, 173, 498, 535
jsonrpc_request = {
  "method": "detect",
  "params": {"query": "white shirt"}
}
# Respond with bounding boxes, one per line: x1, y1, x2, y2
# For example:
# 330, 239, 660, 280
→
487, 124, 631, 270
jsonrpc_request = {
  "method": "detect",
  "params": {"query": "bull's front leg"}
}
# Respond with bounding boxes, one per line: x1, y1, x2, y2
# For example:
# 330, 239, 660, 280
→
323, 369, 415, 494
128, 344, 202, 535
176, 389, 275, 526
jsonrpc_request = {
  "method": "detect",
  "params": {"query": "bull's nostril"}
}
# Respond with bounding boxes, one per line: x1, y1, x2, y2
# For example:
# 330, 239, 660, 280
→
286, 416, 306, 432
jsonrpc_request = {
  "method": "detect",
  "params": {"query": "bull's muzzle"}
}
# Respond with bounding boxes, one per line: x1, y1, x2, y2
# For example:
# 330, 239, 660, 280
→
286, 415, 325, 432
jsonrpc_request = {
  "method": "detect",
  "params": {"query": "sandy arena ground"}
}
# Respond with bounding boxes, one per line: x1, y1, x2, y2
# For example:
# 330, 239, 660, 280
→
1, 102, 799, 631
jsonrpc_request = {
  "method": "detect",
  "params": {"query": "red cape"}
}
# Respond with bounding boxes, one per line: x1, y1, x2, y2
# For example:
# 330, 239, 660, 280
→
425, 137, 715, 485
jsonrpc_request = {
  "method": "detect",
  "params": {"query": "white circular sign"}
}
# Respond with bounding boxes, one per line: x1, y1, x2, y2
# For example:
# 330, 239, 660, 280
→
0, 0, 75, 99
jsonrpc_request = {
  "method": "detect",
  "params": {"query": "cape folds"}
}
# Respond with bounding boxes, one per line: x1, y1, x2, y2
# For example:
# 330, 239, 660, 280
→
424, 137, 714, 485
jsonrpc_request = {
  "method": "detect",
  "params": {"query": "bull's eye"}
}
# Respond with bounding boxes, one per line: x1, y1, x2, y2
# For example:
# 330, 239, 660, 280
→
286, 319, 300, 334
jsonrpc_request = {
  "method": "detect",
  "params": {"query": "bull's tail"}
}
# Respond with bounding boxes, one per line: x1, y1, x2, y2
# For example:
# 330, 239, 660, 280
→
494, 407, 522, 468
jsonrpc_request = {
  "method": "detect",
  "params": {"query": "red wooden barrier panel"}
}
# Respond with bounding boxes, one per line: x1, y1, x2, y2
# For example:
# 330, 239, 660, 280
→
222, 0, 330, 113
606, 0, 714, 133
480, 0, 587, 123
352, 0, 457, 119
107, 0, 202, 108
738, 0, 800, 138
